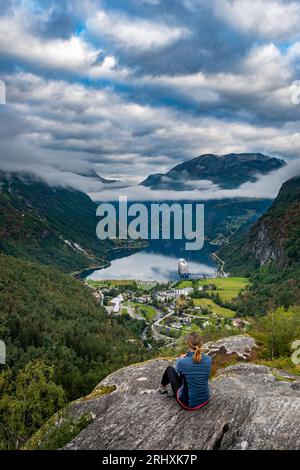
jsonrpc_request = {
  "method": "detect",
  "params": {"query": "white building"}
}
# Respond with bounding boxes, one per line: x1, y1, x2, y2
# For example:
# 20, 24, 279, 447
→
111, 294, 124, 313
174, 287, 194, 297
155, 287, 193, 302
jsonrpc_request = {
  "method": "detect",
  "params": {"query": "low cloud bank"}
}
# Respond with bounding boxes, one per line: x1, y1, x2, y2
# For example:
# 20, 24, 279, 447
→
90, 159, 300, 201
0, 136, 299, 202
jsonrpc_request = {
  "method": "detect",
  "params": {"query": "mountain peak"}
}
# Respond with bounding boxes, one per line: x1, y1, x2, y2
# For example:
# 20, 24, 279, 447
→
140, 153, 286, 190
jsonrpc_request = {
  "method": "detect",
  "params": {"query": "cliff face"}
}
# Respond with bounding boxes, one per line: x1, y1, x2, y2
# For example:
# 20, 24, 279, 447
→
27, 336, 300, 451
249, 176, 300, 267
251, 221, 285, 266
220, 176, 300, 273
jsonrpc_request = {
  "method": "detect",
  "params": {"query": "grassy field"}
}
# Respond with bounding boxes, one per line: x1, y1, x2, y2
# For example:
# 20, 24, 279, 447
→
198, 277, 249, 302
106, 280, 135, 287
176, 280, 194, 288
193, 298, 236, 318
131, 302, 157, 322
85, 279, 108, 288
198, 277, 248, 290
86, 279, 136, 288
177, 277, 249, 302
86, 279, 158, 291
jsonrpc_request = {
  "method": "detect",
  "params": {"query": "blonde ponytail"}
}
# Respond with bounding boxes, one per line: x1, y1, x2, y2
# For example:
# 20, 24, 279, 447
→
187, 333, 203, 363
194, 345, 203, 363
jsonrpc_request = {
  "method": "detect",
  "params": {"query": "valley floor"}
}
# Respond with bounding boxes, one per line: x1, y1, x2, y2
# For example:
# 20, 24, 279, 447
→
85, 276, 250, 346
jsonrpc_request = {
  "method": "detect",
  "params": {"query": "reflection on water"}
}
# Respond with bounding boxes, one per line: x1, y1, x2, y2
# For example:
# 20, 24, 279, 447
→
87, 249, 216, 282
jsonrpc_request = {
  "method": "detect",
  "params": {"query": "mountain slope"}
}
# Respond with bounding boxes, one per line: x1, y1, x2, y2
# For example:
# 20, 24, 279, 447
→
0, 172, 125, 272
141, 153, 286, 190
0, 253, 149, 449
251, 175, 300, 266
220, 175, 300, 273
0, 253, 148, 400
219, 176, 300, 314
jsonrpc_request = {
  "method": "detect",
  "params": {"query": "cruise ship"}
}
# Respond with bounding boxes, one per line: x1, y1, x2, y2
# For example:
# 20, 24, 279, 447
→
178, 258, 189, 278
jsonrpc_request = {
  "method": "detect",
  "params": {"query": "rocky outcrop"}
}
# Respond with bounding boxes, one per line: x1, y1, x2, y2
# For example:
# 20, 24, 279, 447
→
204, 335, 257, 359
62, 360, 300, 450
58, 334, 300, 450
25, 336, 299, 450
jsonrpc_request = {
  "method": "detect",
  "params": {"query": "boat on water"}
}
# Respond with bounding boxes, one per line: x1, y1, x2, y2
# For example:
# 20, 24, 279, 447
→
178, 258, 189, 278
178, 257, 218, 280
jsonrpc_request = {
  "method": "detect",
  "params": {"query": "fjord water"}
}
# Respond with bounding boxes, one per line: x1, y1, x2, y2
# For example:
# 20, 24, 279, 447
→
86, 241, 217, 281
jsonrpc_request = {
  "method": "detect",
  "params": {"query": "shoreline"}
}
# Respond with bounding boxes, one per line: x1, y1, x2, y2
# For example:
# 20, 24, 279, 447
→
72, 261, 111, 280
72, 242, 224, 283
71, 243, 148, 280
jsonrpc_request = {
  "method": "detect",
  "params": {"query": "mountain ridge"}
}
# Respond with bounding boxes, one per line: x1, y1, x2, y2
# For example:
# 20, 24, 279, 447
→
141, 153, 286, 190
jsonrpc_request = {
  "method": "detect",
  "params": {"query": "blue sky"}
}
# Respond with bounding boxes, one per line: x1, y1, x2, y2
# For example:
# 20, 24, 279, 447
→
0, 0, 300, 198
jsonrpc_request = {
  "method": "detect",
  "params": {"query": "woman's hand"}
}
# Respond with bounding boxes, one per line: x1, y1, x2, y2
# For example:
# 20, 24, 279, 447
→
179, 353, 187, 358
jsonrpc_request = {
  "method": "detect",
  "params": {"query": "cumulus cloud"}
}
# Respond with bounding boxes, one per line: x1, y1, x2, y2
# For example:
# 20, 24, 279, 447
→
213, 0, 300, 40
0, 14, 97, 72
136, 42, 300, 125
87, 8, 189, 50
1, 67, 300, 193
0, 9, 128, 80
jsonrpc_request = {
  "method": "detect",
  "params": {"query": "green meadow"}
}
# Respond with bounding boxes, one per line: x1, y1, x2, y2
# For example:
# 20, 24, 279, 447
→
192, 298, 236, 318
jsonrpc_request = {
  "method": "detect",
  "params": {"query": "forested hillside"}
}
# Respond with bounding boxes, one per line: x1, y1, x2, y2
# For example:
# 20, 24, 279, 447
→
0, 255, 149, 390
220, 176, 300, 315
0, 172, 144, 272
0, 254, 150, 448
0, 254, 148, 397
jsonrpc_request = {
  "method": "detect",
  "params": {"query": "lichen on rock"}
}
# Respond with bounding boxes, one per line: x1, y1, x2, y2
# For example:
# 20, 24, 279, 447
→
204, 334, 258, 359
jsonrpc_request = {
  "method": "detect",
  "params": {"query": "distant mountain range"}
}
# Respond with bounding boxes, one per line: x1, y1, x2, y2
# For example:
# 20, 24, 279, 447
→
140, 153, 286, 190
0, 153, 291, 273
74, 168, 120, 185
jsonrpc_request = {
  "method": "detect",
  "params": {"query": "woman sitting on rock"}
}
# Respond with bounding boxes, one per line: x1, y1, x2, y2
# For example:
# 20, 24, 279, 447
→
159, 333, 212, 410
